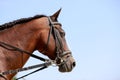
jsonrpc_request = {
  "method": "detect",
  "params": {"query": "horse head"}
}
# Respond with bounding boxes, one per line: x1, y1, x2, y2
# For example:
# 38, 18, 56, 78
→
36, 9, 76, 72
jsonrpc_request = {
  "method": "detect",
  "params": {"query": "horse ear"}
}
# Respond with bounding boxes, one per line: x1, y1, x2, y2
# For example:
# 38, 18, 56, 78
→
50, 8, 62, 21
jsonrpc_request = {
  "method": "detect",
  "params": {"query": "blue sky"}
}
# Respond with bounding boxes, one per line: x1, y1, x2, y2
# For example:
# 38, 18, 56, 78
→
0, 0, 120, 80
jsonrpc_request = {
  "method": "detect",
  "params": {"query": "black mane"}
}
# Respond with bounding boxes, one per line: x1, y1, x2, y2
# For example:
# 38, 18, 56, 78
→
0, 15, 47, 31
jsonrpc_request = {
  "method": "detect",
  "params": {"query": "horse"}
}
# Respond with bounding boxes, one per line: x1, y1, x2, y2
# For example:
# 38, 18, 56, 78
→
0, 9, 76, 80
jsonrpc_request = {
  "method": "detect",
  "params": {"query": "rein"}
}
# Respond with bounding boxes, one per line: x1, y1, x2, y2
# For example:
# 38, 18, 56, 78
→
0, 41, 47, 62
0, 61, 52, 76
0, 41, 55, 80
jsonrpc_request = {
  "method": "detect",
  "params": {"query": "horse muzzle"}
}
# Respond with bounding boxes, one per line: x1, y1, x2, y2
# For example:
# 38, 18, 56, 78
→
58, 53, 76, 72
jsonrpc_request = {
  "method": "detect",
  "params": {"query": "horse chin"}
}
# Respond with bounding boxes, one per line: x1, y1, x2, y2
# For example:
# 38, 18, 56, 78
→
58, 61, 74, 72
58, 64, 72, 72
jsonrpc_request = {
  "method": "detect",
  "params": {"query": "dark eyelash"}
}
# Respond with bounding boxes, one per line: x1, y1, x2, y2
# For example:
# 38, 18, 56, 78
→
60, 32, 65, 37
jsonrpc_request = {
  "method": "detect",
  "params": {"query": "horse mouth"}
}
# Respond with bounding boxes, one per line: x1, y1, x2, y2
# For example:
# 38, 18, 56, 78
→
58, 58, 76, 72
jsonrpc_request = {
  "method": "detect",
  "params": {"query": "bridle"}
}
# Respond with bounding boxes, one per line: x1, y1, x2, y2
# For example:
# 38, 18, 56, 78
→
44, 16, 72, 65
0, 16, 71, 79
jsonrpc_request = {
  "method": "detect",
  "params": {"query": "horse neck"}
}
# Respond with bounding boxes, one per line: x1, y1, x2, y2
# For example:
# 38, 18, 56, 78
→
0, 18, 48, 80
0, 20, 40, 52
0, 19, 43, 79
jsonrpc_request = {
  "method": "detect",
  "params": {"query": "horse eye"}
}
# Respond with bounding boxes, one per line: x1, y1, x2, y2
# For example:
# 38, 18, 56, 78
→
60, 32, 65, 37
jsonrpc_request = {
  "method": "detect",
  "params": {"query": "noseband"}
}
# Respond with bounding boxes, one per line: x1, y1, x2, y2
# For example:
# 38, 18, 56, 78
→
41, 17, 71, 65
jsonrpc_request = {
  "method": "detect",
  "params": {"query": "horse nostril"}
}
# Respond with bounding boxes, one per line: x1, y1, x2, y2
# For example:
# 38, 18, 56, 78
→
72, 62, 76, 67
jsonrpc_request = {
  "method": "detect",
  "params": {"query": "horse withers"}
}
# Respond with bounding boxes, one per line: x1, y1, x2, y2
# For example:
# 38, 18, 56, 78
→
0, 9, 76, 80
